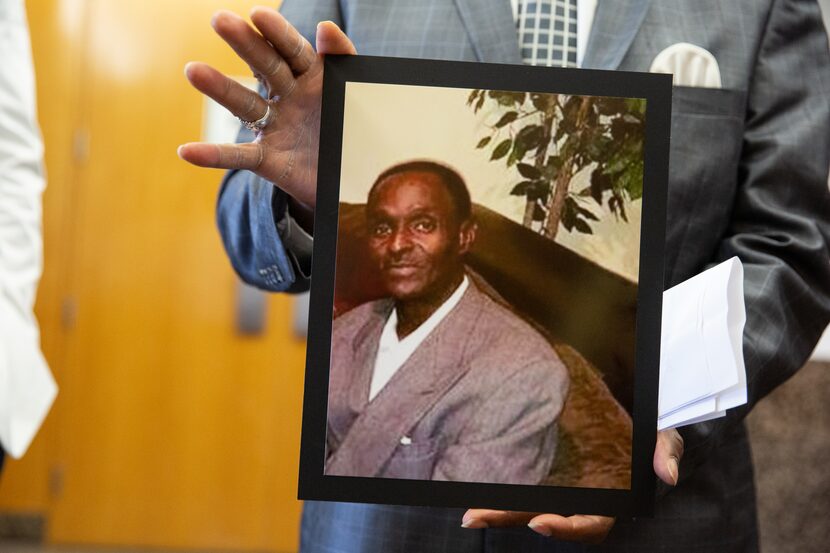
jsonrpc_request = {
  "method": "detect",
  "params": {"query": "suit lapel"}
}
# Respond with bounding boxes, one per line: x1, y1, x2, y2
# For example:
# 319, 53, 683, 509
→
582, 0, 651, 70
326, 285, 486, 477
452, 0, 523, 64
346, 301, 391, 414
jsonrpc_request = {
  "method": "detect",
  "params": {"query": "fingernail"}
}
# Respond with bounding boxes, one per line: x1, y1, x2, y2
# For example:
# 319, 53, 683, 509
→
528, 522, 552, 537
317, 20, 335, 30
667, 458, 679, 485
461, 517, 488, 529
211, 10, 231, 29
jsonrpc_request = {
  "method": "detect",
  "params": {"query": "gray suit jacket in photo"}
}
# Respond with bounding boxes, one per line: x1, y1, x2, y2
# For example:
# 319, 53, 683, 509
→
325, 281, 568, 484
216, 0, 830, 551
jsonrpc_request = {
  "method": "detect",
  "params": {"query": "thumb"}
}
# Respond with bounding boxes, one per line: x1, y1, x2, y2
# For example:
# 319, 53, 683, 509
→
653, 429, 684, 486
316, 21, 357, 55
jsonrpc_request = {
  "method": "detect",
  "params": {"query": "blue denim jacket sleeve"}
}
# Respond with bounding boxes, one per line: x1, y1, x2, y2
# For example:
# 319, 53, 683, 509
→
216, 127, 311, 293
215, 0, 343, 294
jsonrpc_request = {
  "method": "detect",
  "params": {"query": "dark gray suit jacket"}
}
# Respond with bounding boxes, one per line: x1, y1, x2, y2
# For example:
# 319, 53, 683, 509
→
325, 282, 568, 484
217, 0, 830, 550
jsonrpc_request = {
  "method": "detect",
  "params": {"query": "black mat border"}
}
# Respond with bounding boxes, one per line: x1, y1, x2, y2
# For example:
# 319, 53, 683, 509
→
299, 54, 670, 517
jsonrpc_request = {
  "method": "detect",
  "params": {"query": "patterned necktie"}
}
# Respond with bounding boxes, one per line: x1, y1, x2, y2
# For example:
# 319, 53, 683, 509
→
513, 0, 578, 67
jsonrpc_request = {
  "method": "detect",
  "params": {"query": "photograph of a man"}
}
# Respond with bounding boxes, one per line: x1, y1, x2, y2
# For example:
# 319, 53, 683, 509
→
325, 160, 569, 485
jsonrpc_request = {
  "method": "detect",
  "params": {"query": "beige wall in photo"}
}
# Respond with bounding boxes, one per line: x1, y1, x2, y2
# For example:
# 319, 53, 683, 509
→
340, 82, 642, 281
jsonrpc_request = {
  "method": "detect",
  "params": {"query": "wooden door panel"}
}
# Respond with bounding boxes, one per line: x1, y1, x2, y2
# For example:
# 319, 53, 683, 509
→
8, 1, 306, 551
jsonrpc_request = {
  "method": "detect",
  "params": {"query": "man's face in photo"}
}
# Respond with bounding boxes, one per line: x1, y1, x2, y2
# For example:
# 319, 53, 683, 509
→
366, 171, 473, 302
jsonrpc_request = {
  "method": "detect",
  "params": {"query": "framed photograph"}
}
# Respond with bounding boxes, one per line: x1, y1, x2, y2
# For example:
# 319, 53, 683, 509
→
299, 54, 671, 516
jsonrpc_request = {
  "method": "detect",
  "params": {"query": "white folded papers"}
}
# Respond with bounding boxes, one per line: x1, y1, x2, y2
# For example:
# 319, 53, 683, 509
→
658, 257, 747, 430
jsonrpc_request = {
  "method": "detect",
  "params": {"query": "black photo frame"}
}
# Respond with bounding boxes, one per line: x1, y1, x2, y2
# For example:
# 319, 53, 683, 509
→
299, 54, 671, 517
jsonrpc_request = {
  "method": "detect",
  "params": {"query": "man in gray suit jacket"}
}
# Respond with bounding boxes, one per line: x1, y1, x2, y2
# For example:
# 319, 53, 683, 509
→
325, 161, 568, 484
179, 0, 830, 550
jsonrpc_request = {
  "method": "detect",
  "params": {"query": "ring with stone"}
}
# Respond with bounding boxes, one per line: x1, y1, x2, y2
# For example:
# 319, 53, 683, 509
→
239, 101, 274, 132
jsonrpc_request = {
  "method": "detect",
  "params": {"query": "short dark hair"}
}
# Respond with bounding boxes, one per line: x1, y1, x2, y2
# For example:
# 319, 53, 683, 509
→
368, 160, 472, 223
